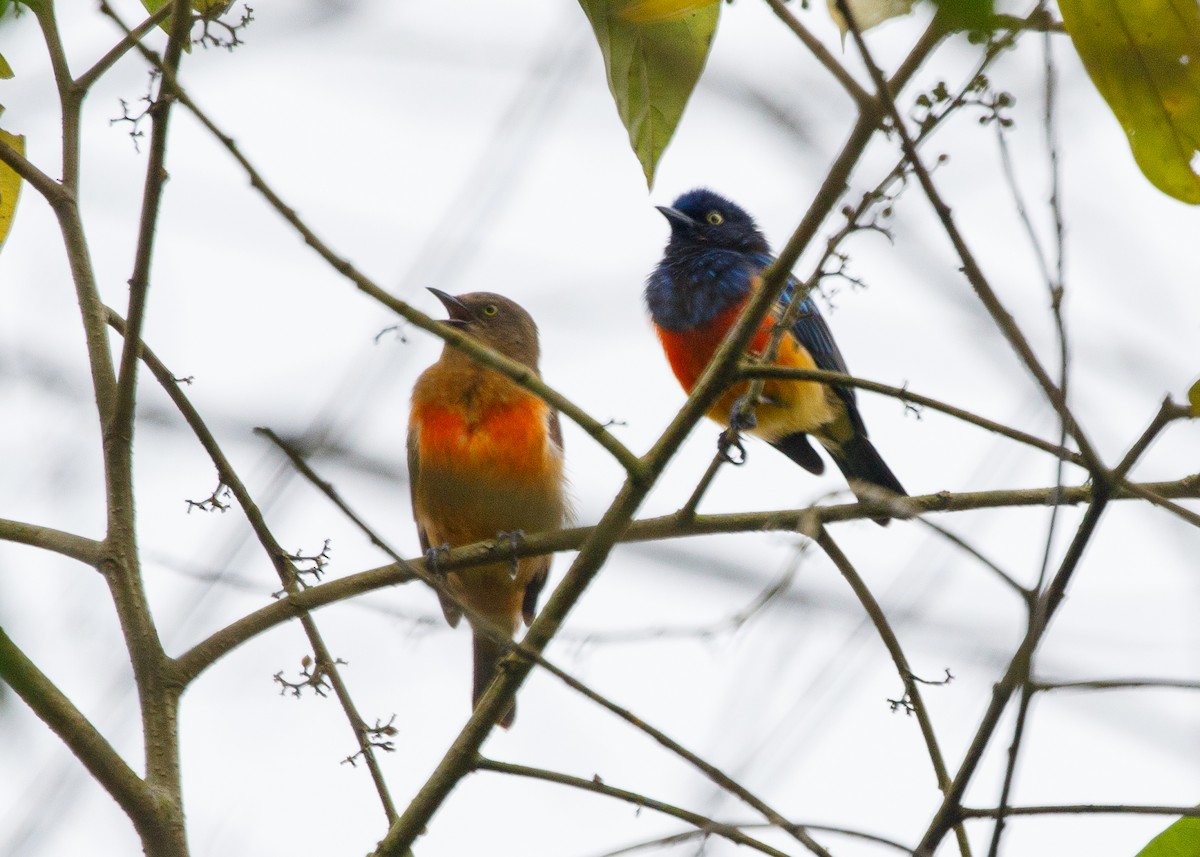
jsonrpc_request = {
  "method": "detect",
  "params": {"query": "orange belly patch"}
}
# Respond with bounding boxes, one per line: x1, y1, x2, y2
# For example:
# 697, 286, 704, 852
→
412, 396, 553, 483
655, 305, 835, 438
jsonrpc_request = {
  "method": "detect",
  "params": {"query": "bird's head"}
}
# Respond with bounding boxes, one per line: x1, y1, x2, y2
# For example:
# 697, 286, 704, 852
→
656, 188, 770, 255
428, 289, 541, 368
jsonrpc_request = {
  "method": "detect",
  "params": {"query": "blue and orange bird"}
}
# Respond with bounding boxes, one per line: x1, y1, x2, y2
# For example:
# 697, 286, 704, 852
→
408, 290, 569, 727
646, 189, 905, 521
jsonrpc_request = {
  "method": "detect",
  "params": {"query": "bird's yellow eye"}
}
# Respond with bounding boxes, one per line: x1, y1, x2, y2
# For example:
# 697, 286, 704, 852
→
482, 304, 499, 317
706, 211, 724, 226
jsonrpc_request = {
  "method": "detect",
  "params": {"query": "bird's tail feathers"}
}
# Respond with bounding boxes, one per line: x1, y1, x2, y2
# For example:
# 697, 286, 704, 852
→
472, 630, 515, 728
828, 434, 905, 526
771, 432, 825, 475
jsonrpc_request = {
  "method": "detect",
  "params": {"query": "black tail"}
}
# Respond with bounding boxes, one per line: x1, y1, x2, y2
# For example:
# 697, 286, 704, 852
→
472, 630, 515, 728
828, 434, 906, 526
771, 432, 825, 475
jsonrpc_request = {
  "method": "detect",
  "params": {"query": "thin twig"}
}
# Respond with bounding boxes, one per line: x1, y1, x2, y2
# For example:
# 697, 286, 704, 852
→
816, 529, 971, 856
912, 519, 1030, 599
104, 310, 400, 825
676, 449, 727, 520
101, 21, 644, 480
475, 758, 797, 857
914, 495, 1111, 854
742, 365, 1084, 466
762, 0, 871, 108
591, 821, 916, 857
110, 0, 191, 463
986, 688, 1033, 857
1030, 678, 1200, 693
837, 0, 1103, 476
962, 804, 1200, 819
82, 3, 172, 90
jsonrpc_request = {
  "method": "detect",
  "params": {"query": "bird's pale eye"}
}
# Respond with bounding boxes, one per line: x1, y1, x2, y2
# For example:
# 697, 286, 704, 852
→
706, 211, 724, 226
481, 304, 499, 317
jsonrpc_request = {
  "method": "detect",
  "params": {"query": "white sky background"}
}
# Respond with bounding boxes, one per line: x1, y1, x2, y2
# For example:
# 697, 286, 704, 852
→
0, 1, 1198, 855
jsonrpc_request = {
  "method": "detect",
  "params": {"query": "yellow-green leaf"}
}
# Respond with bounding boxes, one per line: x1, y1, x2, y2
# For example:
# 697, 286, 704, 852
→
142, 0, 231, 18
140, 0, 230, 50
1188, 378, 1200, 417
577, 0, 719, 188
0, 52, 12, 80
1134, 815, 1200, 857
930, 0, 994, 32
618, 0, 714, 25
1059, 0, 1200, 204
0, 126, 25, 255
827, 0, 914, 42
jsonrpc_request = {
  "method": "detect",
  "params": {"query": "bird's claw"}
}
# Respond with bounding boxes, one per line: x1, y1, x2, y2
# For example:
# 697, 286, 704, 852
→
495, 530, 524, 579
424, 543, 452, 576
718, 429, 748, 466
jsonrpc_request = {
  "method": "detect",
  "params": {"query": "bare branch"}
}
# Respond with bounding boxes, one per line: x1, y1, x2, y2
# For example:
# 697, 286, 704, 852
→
0, 517, 103, 567
0, 134, 68, 206
0, 627, 157, 840
817, 529, 971, 856
81, 4, 173, 91
98, 34, 644, 478
1031, 677, 1200, 693
173, 470, 1200, 686
962, 804, 1200, 819
476, 758, 800, 857
110, 0, 191, 452
762, 0, 871, 108
104, 309, 399, 824
837, 0, 1104, 475
742, 364, 1085, 466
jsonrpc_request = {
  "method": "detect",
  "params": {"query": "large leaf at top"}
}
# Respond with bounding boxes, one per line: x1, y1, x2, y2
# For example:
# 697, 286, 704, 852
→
1059, 0, 1200, 204
1134, 816, 1200, 857
0, 125, 25, 255
577, 0, 719, 188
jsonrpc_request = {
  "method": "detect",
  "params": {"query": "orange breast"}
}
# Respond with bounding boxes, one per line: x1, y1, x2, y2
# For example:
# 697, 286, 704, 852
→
655, 304, 834, 437
412, 396, 554, 483
656, 303, 753, 392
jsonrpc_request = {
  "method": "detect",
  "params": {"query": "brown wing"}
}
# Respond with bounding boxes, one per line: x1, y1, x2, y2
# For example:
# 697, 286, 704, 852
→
521, 560, 550, 626
520, 406, 566, 626
548, 408, 564, 455
408, 422, 462, 627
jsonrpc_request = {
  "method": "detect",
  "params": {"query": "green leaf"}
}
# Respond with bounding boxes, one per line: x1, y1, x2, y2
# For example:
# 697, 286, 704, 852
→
828, 0, 915, 41
930, 0, 995, 32
140, 0, 232, 51
1134, 816, 1200, 857
0, 52, 12, 80
577, 0, 720, 188
1059, 0, 1200, 204
1188, 378, 1200, 417
0, 124, 25, 255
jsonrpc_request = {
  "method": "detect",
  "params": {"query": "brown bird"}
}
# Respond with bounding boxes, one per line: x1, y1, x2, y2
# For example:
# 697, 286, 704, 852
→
407, 290, 569, 727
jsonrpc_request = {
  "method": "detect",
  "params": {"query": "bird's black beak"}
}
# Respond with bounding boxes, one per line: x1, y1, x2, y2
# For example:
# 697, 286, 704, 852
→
428, 287, 471, 327
656, 205, 699, 232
